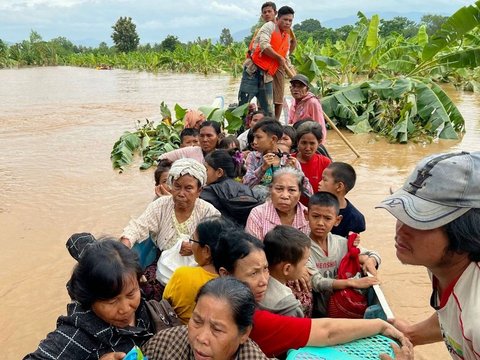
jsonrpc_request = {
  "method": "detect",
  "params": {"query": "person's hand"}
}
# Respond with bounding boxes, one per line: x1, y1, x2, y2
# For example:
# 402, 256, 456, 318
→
179, 241, 193, 256
362, 257, 378, 276
119, 237, 132, 249
388, 318, 413, 341
155, 183, 171, 197
99, 352, 126, 360
261, 152, 279, 171
285, 155, 297, 168
379, 320, 413, 353
379, 342, 414, 360
298, 267, 312, 291
349, 276, 379, 289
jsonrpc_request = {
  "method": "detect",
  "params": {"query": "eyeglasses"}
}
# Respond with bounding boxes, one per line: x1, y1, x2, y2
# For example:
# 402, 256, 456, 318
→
189, 238, 200, 244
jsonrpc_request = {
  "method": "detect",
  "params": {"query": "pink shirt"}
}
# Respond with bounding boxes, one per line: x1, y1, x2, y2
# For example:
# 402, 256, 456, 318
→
246, 199, 309, 240
288, 92, 327, 144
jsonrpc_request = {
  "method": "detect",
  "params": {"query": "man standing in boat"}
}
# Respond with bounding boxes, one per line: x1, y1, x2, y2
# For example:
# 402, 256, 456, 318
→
377, 151, 480, 360
238, 5, 294, 117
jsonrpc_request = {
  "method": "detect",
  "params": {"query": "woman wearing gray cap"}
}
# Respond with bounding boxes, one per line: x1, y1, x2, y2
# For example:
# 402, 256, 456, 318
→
288, 73, 327, 144
377, 151, 480, 360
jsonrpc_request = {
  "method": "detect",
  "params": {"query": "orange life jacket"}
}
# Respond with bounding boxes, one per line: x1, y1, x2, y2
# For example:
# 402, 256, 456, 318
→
251, 25, 290, 76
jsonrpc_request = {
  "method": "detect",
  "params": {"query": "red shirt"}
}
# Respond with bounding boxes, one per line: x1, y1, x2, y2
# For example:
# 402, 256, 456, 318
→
294, 153, 331, 193
250, 309, 311, 357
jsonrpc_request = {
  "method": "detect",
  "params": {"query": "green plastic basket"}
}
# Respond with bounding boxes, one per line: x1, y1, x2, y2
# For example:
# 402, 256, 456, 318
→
287, 334, 396, 360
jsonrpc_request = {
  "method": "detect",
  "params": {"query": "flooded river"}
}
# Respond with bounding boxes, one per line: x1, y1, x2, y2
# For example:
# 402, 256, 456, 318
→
1, 67, 479, 359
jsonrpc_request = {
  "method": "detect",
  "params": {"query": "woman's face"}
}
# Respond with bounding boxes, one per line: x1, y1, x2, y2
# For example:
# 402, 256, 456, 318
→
188, 295, 250, 360
232, 249, 269, 303
171, 174, 202, 210
270, 173, 301, 215
91, 273, 140, 328
290, 81, 308, 101
200, 126, 219, 154
297, 133, 319, 160
205, 163, 222, 185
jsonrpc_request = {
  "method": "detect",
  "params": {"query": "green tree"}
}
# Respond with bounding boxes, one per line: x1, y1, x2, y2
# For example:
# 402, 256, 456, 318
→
421, 14, 449, 35
160, 35, 181, 52
335, 25, 355, 41
293, 18, 323, 33
219, 28, 234, 46
111, 16, 140, 53
379, 16, 417, 37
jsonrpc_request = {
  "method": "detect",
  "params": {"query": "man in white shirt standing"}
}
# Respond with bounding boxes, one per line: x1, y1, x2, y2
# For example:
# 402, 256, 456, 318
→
377, 151, 480, 360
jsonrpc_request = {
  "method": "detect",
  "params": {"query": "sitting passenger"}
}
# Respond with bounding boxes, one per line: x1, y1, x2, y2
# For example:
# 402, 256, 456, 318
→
260, 225, 311, 317
306, 192, 381, 317
179, 128, 199, 147
201, 149, 260, 226
162, 216, 235, 324
153, 159, 172, 198
24, 235, 176, 359
143, 277, 270, 359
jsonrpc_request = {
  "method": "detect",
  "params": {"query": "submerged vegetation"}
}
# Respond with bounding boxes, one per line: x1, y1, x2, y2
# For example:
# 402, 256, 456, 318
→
3, 2, 480, 147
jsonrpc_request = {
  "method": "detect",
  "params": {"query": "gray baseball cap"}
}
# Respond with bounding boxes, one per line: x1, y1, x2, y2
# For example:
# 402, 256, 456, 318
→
376, 151, 480, 230
290, 74, 310, 88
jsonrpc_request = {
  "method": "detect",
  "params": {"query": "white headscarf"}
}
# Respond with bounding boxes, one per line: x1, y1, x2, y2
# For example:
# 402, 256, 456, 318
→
167, 158, 207, 187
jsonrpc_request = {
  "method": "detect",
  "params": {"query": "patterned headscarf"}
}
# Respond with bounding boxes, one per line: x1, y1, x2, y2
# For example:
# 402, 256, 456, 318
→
167, 158, 207, 187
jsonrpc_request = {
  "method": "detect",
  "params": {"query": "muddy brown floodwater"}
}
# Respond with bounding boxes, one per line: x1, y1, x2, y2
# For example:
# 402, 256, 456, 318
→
0, 67, 479, 359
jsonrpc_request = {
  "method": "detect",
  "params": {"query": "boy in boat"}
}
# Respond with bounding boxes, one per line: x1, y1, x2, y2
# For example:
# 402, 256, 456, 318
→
179, 128, 199, 148
377, 151, 480, 359
260, 225, 311, 317
318, 162, 366, 238
238, 5, 295, 117
306, 191, 380, 317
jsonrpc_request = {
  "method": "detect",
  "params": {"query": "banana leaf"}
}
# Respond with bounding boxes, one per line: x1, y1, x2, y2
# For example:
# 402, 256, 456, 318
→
417, 25, 429, 47
366, 15, 380, 51
422, 0, 480, 61
368, 78, 413, 100
436, 48, 480, 70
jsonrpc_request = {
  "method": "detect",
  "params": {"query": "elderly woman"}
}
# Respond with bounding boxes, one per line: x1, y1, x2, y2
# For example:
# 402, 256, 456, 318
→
143, 277, 270, 360
121, 158, 220, 300
246, 167, 309, 240
211, 230, 412, 359
288, 74, 327, 144
159, 121, 222, 164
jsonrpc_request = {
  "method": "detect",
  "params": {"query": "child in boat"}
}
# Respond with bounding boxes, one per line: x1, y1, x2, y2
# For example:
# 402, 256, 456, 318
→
293, 121, 331, 193
242, 117, 312, 200
179, 128, 199, 147
260, 225, 311, 317
318, 162, 365, 238
305, 192, 381, 317
154, 159, 172, 198
24, 234, 174, 360
278, 125, 297, 153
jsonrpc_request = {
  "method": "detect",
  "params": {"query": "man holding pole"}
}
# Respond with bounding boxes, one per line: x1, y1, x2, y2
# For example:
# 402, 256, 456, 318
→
288, 74, 327, 144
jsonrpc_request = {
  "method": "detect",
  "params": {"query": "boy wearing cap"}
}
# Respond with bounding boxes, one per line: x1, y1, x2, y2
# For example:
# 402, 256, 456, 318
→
288, 74, 327, 143
377, 151, 480, 360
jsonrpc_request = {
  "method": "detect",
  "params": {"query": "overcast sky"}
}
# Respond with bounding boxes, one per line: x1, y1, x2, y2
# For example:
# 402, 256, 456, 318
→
0, 0, 475, 46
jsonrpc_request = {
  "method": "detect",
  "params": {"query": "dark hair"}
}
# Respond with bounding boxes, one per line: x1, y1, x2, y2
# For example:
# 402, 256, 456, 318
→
196, 277, 255, 334
180, 128, 199, 143
251, 110, 266, 119
264, 225, 310, 266
328, 162, 356, 193
213, 230, 264, 274
444, 208, 480, 262
218, 135, 240, 150
252, 117, 283, 140
261, 1, 276, 12
154, 159, 173, 186
197, 216, 238, 250
204, 149, 242, 179
271, 167, 304, 195
292, 119, 315, 131
282, 125, 297, 148
277, 5, 294, 17
200, 120, 222, 135
296, 120, 323, 143
67, 238, 142, 308
308, 191, 340, 214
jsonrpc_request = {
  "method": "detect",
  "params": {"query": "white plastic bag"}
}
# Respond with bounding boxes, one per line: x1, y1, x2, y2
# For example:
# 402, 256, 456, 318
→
156, 235, 196, 285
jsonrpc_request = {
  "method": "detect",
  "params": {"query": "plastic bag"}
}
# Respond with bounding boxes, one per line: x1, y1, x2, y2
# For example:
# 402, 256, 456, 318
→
156, 235, 196, 285
124, 345, 148, 360
327, 233, 368, 318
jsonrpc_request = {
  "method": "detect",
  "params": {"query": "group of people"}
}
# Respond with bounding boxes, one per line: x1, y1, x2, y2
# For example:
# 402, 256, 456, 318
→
23, 1, 480, 359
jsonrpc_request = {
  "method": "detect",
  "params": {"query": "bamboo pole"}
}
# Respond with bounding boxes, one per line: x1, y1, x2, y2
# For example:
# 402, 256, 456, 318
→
284, 65, 361, 158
